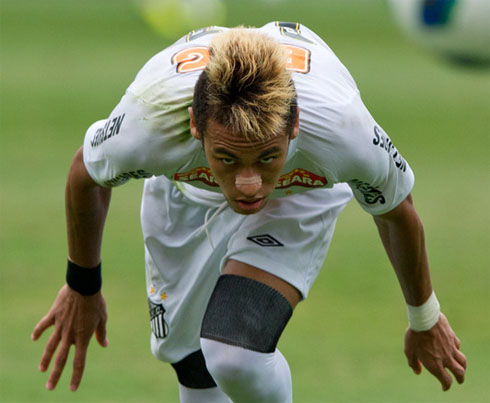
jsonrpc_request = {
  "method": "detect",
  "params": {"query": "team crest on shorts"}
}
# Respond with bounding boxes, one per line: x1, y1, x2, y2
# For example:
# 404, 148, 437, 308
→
148, 299, 169, 338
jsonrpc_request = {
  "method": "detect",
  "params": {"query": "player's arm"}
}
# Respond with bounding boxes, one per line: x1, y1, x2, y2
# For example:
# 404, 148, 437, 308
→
66, 146, 111, 267
32, 146, 111, 391
373, 193, 467, 391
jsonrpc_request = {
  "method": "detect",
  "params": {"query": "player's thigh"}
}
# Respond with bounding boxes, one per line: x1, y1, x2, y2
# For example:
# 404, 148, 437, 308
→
222, 183, 353, 299
223, 260, 301, 308
141, 176, 245, 362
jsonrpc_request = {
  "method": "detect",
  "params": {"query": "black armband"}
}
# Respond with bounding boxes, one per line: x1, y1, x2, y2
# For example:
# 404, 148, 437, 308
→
66, 259, 102, 296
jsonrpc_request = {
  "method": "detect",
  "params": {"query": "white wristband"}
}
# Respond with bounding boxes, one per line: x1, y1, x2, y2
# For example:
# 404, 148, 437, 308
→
406, 291, 440, 331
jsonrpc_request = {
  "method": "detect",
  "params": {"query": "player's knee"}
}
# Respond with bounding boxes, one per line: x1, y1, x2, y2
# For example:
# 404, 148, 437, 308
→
201, 338, 260, 386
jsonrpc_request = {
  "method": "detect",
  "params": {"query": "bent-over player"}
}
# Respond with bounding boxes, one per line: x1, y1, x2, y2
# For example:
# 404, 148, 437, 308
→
32, 22, 466, 402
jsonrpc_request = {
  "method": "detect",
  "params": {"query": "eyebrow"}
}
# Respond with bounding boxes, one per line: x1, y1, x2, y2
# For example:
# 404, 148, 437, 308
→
212, 146, 283, 160
213, 147, 238, 159
258, 147, 282, 159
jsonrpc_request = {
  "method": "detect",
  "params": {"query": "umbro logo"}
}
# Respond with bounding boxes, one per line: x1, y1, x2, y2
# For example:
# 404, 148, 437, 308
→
247, 234, 284, 247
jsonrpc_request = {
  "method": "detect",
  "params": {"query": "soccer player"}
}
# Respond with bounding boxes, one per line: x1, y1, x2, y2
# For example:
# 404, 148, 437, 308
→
32, 22, 466, 401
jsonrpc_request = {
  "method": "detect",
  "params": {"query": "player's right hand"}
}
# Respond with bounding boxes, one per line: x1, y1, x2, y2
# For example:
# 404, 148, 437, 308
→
31, 284, 108, 391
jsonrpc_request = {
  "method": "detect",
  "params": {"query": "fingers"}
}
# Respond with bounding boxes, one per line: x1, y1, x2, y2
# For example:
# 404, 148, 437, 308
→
406, 355, 422, 375
33, 289, 108, 391
414, 350, 467, 391
454, 349, 467, 372
422, 355, 466, 391
450, 335, 466, 384
39, 329, 61, 372
95, 316, 108, 347
404, 339, 422, 375
424, 363, 453, 391
70, 342, 88, 391
46, 341, 71, 390
454, 335, 461, 349
412, 360, 422, 375
31, 314, 55, 341
40, 333, 94, 391
448, 361, 465, 385
447, 355, 466, 385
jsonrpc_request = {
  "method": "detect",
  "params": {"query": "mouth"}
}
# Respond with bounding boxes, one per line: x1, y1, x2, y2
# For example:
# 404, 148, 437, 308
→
236, 198, 265, 212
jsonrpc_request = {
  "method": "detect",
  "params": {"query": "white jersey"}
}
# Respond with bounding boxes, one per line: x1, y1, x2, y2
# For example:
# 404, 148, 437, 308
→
83, 22, 414, 215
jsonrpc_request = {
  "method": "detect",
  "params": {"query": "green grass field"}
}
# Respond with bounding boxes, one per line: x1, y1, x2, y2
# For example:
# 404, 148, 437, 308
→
1, 0, 489, 401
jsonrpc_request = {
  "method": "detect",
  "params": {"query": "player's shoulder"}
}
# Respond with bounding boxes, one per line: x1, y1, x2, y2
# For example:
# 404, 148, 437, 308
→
258, 21, 350, 79
127, 26, 230, 99
258, 22, 329, 49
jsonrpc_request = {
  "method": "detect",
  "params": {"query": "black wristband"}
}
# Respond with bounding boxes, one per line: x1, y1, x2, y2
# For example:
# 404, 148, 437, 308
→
66, 259, 102, 296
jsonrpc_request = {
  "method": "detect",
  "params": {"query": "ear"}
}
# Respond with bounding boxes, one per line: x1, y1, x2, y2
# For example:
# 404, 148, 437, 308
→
290, 106, 300, 140
188, 107, 201, 140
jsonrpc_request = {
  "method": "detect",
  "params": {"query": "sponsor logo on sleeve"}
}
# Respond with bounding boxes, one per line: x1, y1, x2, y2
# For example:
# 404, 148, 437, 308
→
104, 169, 153, 187
91, 113, 126, 148
372, 126, 407, 172
349, 179, 386, 205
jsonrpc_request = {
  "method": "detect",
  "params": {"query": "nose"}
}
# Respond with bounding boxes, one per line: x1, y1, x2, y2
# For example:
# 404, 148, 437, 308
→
235, 172, 262, 197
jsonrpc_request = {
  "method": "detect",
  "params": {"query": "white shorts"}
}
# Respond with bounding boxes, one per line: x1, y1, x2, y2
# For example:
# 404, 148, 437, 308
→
140, 176, 353, 363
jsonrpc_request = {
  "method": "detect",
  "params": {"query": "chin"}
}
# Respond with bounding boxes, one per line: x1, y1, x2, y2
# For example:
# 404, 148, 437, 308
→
229, 198, 268, 215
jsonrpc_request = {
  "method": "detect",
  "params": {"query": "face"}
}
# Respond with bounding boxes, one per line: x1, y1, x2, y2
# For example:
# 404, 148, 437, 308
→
189, 108, 299, 214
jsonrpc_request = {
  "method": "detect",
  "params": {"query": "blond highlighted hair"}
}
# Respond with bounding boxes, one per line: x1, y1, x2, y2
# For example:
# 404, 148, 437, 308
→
192, 28, 297, 140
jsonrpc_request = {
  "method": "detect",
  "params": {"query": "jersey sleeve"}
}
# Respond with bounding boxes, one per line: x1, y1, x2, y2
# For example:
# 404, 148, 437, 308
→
82, 38, 202, 188
82, 84, 197, 187
290, 25, 414, 216
82, 92, 166, 187
331, 95, 415, 215
298, 86, 414, 215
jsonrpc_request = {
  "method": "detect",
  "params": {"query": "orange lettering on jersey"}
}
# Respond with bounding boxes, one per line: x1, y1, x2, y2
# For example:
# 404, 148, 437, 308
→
275, 168, 327, 189
172, 45, 310, 74
172, 47, 210, 73
174, 167, 219, 187
284, 45, 310, 74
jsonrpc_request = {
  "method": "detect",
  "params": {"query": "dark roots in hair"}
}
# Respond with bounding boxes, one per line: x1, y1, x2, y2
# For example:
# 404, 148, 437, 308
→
192, 70, 298, 140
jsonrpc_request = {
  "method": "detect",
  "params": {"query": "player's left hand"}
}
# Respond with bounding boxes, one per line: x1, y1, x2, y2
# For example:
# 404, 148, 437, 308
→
404, 312, 467, 391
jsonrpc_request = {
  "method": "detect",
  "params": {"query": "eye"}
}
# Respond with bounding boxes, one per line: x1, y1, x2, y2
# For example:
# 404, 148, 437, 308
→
221, 158, 235, 166
260, 156, 275, 164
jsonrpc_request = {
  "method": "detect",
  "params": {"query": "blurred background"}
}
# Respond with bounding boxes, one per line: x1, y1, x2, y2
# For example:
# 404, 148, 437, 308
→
1, 0, 488, 401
